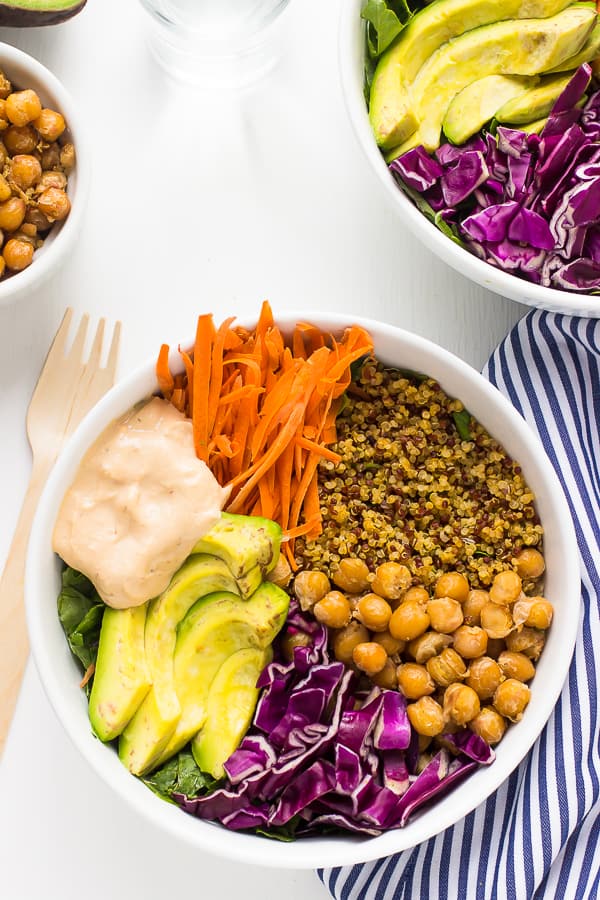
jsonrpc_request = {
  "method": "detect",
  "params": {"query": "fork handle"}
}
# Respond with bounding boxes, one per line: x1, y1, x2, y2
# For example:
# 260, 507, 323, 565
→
0, 455, 55, 760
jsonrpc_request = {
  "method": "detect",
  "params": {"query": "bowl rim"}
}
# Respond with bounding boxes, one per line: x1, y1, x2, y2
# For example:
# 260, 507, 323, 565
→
25, 310, 580, 868
0, 41, 91, 307
337, 0, 600, 318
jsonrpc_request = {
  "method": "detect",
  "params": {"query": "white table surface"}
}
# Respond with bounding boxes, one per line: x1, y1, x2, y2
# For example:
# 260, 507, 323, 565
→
0, 1, 528, 897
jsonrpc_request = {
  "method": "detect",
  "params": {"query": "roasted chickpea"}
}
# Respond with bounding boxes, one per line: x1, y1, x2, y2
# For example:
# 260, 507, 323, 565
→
407, 630, 452, 664
397, 662, 436, 700
371, 658, 398, 690
452, 625, 488, 659
10, 153, 41, 190
314, 591, 352, 629
497, 650, 536, 682
522, 597, 554, 630
469, 706, 507, 744
371, 562, 411, 600
505, 626, 545, 660
3, 237, 33, 271
0, 255, 6, 278
389, 600, 430, 642
294, 569, 330, 610
443, 683, 481, 726
36, 170, 67, 192
0, 196, 25, 231
465, 656, 503, 700
434, 571, 470, 603
0, 71, 11, 100
332, 621, 370, 665
489, 570, 522, 606
332, 557, 370, 594
480, 602, 514, 639
463, 589, 490, 626
40, 141, 60, 170
404, 586, 429, 606
485, 637, 506, 659
5, 89, 42, 126
33, 108, 66, 142
280, 629, 312, 663
356, 593, 392, 632
493, 679, 531, 722
24, 206, 50, 232
372, 630, 405, 656
37, 186, 71, 221
59, 141, 75, 172
18, 222, 37, 239
514, 548, 545, 580
3, 124, 36, 155
0, 174, 11, 202
352, 641, 388, 676
426, 647, 467, 687
407, 696, 445, 737
427, 596, 464, 633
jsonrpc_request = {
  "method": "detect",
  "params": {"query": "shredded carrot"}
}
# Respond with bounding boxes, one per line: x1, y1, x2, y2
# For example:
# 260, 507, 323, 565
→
156, 302, 374, 561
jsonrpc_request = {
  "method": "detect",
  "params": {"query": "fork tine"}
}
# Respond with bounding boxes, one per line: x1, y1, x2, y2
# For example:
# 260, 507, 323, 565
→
47, 307, 74, 359
69, 312, 90, 362
105, 319, 122, 377
87, 317, 106, 368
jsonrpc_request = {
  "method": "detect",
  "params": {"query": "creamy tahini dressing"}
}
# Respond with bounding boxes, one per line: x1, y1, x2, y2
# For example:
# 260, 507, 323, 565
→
53, 397, 229, 609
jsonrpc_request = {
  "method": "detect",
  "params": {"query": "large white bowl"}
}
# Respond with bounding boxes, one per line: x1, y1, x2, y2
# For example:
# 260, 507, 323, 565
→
0, 42, 90, 306
26, 312, 579, 868
339, 0, 600, 317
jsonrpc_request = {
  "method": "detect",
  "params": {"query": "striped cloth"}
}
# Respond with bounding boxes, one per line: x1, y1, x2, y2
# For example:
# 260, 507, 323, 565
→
319, 310, 600, 900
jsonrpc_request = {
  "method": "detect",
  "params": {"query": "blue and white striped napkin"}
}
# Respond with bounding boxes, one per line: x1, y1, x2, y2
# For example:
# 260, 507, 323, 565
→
319, 310, 600, 900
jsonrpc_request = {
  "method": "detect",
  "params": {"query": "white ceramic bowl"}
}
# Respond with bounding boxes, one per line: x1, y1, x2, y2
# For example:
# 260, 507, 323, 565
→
26, 312, 579, 868
339, 0, 600, 317
0, 42, 90, 306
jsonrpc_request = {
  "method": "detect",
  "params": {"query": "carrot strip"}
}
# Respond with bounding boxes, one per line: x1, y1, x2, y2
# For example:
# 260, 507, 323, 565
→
192, 314, 215, 462
156, 344, 174, 399
296, 435, 341, 463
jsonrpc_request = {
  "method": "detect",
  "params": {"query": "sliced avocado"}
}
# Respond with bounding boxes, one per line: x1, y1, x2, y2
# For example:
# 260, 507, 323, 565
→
154, 583, 289, 767
192, 646, 272, 779
443, 75, 535, 145
496, 71, 587, 124
369, 0, 576, 150
88, 604, 151, 743
519, 116, 549, 133
0, 0, 86, 25
118, 554, 240, 775
192, 512, 282, 598
545, 19, 600, 72
386, 6, 596, 158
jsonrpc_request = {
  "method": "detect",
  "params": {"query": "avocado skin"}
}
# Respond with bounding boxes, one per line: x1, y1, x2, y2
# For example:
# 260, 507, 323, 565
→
0, 1, 86, 26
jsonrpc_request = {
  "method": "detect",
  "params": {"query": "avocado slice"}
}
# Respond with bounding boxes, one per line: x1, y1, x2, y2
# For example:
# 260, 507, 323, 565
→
88, 604, 151, 743
369, 0, 576, 150
519, 116, 549, 133
192, 646, 272, 779
0, 0, 86, 26
495, 71, 587, 124
153, 583, 289, 768
545, 19, 600, 72
386, 5, 597, 158
192, 512, 282, 599
443, 75, 535, 145
118, 555, 240, 775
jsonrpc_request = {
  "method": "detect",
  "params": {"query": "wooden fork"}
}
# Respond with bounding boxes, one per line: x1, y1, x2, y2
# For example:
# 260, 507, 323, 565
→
0, 309, 121, 760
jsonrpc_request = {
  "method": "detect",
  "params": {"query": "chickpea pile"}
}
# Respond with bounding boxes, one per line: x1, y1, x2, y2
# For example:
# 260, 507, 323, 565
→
0, 71, 73, 279
291, 547, 551, 749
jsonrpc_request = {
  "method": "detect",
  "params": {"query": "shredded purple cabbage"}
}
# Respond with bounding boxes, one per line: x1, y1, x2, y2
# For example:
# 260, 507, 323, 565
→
174, 601, 495, 837
391, 64, 600, 292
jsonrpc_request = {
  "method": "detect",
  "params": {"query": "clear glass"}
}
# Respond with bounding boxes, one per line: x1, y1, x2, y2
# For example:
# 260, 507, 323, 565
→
139, 0, 291, 88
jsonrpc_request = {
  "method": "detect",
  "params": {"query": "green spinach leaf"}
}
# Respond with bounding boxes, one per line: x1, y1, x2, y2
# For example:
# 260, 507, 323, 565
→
57, 566, 105, 684
142, 750, 220, 801
452, 409, 473, 441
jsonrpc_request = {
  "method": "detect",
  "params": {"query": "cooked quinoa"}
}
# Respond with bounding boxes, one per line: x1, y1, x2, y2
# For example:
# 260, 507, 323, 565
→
294, 358, 543, 589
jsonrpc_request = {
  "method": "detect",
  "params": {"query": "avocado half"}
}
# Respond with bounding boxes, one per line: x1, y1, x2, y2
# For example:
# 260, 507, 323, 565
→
0, 0, 86, 27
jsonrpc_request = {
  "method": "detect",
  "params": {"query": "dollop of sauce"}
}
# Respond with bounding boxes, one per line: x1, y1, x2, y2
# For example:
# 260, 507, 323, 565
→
53, 397, 229, 609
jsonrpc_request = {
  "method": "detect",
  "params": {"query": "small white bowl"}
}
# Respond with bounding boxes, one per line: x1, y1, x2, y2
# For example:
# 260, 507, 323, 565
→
0, 42, 90, 306
339, 0, 600, 317
26, 312, 579, 868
